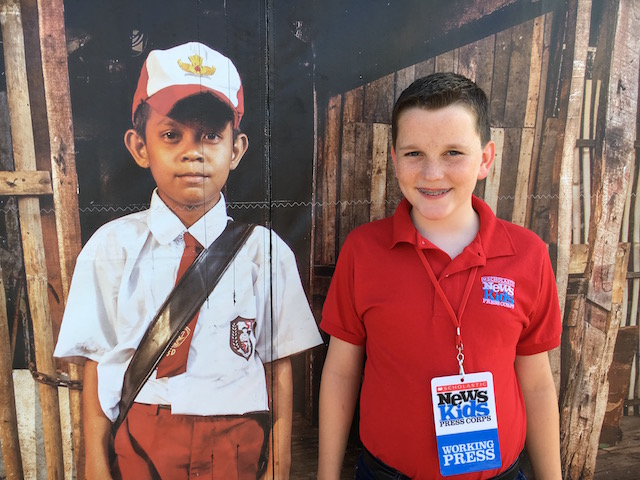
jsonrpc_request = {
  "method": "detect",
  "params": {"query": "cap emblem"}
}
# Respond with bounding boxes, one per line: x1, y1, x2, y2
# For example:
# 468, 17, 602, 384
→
177, 54, 216, 77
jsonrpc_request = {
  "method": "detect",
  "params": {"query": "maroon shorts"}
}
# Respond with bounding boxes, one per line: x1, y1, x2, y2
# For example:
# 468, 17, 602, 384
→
112, 403, 269, 479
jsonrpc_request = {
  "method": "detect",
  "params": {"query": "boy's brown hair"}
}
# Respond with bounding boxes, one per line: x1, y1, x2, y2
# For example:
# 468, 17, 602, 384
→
392, 72, 491, 147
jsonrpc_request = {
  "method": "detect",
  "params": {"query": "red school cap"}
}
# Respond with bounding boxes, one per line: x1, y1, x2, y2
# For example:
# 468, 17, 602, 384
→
132, 42, 244, 129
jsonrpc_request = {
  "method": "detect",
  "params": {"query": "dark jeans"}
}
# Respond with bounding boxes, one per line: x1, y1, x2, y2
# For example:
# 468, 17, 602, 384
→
354, 452, 527, 480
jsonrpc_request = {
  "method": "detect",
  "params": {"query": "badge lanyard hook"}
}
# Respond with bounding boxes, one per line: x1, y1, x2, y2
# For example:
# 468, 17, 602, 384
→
414, 245, 478, 381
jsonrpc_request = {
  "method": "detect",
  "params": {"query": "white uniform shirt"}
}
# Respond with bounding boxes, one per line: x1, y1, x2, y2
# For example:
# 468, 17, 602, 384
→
54, 191, 323, 422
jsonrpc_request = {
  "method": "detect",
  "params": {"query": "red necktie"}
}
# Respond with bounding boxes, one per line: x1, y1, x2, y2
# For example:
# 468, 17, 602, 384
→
156, 232, 203, 378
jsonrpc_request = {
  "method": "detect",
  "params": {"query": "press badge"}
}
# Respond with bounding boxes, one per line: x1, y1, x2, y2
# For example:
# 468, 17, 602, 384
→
430, 372, 502, 476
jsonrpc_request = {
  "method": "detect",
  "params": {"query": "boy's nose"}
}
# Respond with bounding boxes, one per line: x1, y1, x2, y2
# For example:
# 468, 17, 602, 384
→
181, 139, 204, 161
421, 158, 443, 179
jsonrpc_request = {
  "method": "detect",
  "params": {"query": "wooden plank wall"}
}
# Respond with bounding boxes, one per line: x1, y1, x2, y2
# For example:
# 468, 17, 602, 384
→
313, 13, 552, 299
313, 9, 640, 416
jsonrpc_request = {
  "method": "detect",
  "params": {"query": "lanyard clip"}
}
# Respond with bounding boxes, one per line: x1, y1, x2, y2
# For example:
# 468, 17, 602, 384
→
456, 343, 465, 380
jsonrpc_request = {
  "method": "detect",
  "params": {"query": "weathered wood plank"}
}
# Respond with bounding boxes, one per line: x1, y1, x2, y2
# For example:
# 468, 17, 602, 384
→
414, 57, 435, 79
599, 325, 639, 445
370, 124, 390, 221
0, 171, 52, 195
385, 147, 403, 218
490, 29, 512, 127
525, 12, 555, 231
458, 34, 495, 96
0, 2, 64, 479
353, 123, 373, 227
435, 50, 457, 74
364, 73, 394, 123
512, 128, 535, 226
555, 0, 591, 317
0, 265, 23, 480
338, 122, 357, 250
496, 128, 521, 221
317, 95, 342, 266
343, 86, 364, 123
395, 65, 415, 102
525, 17, 545, 129
562, 244, 630, 479
504, 20, 534, 127
530, 118, 560, 242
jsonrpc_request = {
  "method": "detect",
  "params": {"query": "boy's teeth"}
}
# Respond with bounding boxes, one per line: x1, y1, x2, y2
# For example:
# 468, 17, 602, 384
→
420, 188, 448, 195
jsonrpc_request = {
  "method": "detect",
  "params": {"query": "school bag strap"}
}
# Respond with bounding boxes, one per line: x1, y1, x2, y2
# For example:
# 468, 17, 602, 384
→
112, 221, 256, 434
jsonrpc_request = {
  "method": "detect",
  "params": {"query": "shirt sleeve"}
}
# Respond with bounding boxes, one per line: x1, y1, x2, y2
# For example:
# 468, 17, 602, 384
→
53, 229, 123, 362
319, 233, 367, 346
255, 228, 323, 362
516, 241, 563, 356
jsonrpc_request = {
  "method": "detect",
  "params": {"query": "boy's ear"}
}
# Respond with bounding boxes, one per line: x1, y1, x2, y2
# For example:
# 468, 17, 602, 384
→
230, 133, 249, 170
477, 140, 495, 180
124, 129, 149, 168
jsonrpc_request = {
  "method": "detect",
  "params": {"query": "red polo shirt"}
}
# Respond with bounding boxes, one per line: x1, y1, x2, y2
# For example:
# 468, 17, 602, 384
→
321, 196, 561, 479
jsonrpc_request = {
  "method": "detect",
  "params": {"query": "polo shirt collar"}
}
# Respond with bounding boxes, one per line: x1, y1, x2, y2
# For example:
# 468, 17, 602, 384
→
147, 189, 232, 248
390, 196, 517, 261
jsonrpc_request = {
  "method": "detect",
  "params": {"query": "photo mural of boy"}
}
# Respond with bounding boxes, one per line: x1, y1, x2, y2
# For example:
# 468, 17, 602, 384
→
318, 73, 562, 480
54, 41, 322, 479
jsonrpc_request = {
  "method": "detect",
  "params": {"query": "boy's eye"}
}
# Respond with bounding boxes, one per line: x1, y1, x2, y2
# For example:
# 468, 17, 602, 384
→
203, 132, 221, 142
446, 150, 462, 156
163, 131, 180, 141
405, 151, 421, 157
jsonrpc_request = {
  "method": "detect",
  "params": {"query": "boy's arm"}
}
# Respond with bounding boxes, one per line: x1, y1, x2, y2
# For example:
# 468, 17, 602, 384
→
514, 352, 562, 480
263, 356, 293, 480
318, 336, 365, 480
83, 359, 114, 480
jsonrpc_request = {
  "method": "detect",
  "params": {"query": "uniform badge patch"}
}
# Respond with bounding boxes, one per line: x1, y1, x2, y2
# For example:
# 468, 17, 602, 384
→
230, 317, 256, 360
177, 54, 216, 77
481, 276, 515, 309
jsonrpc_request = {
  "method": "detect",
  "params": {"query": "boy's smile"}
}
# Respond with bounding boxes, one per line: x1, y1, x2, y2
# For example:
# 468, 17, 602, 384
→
392, 104, 494, 238
125, 108, 248, 227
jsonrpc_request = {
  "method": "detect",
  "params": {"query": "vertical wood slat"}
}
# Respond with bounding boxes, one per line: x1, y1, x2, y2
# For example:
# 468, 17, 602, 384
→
0, 265, 23, 480
0, 1, 64, 478
490, 29, 512, 127
512, 17, 545, 226
364, 74, 394, 124
512, 128, 536, 226
370, 124, 390, 222
556, 0, 591, 317
35, 0, 85, 476
317, 95, 342, 266
504, 20, 535, 128
354, 123, 373, 226
484, 127, 504, 212
338, 122, 357, 250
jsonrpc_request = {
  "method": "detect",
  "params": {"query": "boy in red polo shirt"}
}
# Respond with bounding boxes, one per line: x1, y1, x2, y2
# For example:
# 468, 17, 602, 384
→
318, 72, 562, 480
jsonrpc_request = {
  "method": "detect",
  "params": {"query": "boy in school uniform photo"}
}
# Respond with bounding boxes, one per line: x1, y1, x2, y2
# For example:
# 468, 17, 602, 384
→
318, 72, 562, 480
54, 41, 322, 479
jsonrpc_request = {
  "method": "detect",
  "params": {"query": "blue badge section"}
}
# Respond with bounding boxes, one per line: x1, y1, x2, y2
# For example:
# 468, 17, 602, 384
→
435, 429, 502, 476
430, 372, 502, 476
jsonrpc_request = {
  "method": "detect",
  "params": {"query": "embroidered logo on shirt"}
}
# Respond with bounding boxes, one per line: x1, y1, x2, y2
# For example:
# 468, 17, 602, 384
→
230, 317, 255, 360
481, 276, 515, 309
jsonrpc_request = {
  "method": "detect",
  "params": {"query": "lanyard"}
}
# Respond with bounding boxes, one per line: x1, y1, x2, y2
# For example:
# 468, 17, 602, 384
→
414, 245, 478, 380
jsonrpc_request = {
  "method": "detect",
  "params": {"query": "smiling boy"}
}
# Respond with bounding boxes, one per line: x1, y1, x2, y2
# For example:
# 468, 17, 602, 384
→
54, 42, 322, 479
318, 73, 562, 480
